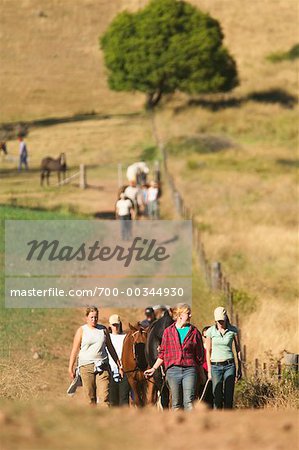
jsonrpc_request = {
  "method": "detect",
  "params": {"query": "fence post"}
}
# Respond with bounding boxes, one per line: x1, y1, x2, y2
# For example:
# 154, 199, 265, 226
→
154, 160, 161, 183
118, 163, 123, 188
277, 360, 282, 381
228, 288, 234, 323
211, 262, 222, 290
255, 358, 259, 378
174, 191, 184, 216
242, 344, 247, 378
79, 164, 87, 189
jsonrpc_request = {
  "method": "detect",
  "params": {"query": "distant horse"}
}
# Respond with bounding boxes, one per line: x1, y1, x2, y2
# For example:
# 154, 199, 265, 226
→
0, 141, 8, 156
40, 153, 67, 186
145, 311, 174, 408
122, 323, 155, 407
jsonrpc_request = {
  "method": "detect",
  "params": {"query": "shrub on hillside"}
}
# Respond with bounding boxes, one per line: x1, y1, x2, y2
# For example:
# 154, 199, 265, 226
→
166, 134, 234, 155
267, 43, 299, 63
235, 371, 299, 409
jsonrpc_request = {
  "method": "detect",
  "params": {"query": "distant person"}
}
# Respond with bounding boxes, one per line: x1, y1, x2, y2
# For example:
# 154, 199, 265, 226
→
115, 193, 134, 240
141, 184, 148, 216
68, 306, 123, 406
108, 314, 130, 407
153, 305, 168, 320
205, 306, 242, 409
140, 307, 155, 329
124, 181, 139, 215
0, 141, 8, 156
146, 181, 159, 219
18, 135, 28, 171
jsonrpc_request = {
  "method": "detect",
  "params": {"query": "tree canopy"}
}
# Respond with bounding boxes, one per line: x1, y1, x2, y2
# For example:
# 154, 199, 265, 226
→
100, 0, 239, 108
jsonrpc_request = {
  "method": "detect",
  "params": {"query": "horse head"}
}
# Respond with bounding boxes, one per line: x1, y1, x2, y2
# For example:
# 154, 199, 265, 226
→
59, 153, 66, 164
125, 323, 148, 371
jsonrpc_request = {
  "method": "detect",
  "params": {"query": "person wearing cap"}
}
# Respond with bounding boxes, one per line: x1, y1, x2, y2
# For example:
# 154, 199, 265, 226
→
107, 314, 130, 407
205, 306, 242, 409
144, 303, 204, 411
140, 307, 155, 329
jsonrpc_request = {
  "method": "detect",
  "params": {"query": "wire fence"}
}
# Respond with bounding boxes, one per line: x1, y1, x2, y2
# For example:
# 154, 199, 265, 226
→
150, 114, 299, 380
150, 112, 247, 376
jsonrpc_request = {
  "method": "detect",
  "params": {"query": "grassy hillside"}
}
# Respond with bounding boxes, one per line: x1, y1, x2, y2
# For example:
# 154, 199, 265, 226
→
0, 0, 297, 122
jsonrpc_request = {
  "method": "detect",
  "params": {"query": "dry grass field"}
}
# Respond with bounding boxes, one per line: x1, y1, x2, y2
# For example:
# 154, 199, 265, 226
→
0, 113, 154, 214
0, 1, 298, 442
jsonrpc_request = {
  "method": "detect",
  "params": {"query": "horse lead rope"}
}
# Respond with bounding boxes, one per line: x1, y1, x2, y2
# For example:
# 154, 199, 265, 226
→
199, 379, 211, 402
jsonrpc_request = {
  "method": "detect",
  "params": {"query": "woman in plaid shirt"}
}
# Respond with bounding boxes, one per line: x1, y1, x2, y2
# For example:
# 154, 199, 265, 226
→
144, 303, 203, 410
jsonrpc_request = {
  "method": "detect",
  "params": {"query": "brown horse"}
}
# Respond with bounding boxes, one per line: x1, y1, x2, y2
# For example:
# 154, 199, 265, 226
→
40, 153, 67, 186
122, 323, 156, 407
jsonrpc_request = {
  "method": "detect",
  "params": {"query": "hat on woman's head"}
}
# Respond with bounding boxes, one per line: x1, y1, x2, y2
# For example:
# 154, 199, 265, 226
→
109, 314, 121, 325
214, 306, 227, 321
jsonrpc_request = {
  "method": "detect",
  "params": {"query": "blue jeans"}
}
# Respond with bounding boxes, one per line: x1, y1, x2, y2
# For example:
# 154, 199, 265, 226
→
166, 366, 197, 411
211, 362, 236, 409
147, 200, 159, 219
119, 215, 132, 240
19, 154, 28, 171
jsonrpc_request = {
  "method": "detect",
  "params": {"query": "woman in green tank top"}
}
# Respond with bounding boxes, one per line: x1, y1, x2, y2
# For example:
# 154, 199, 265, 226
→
205, 306, 242, 409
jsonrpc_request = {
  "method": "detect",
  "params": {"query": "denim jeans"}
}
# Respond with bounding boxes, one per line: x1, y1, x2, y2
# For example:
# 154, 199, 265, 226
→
119, 215, 132, 240
211, 362, 236, 409
166, 366, 197, 411
147, 200, 159, 219
109, 374, 130, 407
18, 154, 28, 171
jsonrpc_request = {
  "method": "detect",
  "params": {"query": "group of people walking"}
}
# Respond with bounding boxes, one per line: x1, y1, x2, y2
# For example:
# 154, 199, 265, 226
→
115, 179, 160, 239
68, 303, 242, 411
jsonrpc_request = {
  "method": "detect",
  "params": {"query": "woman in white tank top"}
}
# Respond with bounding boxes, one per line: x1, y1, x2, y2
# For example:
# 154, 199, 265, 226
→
69, 306, 123, 405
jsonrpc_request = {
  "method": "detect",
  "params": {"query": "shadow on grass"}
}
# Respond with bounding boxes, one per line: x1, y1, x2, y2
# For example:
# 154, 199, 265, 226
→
176, 88, 297, 113
94, 211, 115, 220
247, 89, 297, 108
0, 164, 99, 178
276, 159, 299, 168
0, 112, 141, 140
0, 202, 84, 218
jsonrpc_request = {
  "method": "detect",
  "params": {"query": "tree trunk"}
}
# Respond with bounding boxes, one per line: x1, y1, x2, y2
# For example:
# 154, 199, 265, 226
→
146, 90, 163, 109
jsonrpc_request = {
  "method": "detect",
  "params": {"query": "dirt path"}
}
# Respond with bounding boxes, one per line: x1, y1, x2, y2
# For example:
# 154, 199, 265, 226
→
0, 402, 296, 450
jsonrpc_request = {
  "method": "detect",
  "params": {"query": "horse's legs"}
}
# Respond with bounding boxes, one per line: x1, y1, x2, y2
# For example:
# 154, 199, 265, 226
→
127, 375, 142, 407
46, 171, 50, 186
58, 171, 61, 185
146, 379, 157, 406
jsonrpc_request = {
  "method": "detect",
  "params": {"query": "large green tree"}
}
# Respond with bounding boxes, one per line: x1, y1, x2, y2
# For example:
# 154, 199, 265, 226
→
101, 0, 238, 109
